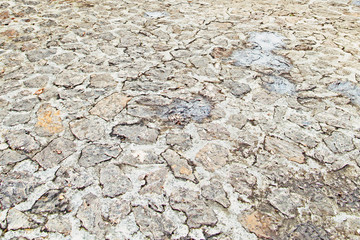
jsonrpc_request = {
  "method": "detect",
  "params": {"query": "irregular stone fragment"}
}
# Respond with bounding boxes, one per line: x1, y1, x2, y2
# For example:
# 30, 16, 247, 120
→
265, 136, 305, 163
76, 193, 105, 235
268, 188, 302, 218
263, 75, 296, 95
0, 172, 40, 209
288, 222, 331, 239
7, 208, 33, 230
197, 123, 231, 140
134, 95, 172, 106
51, 52, 77, 65
100, 164, 132, 197
324, 131, 355, 153
133, 206, 176, 239
195, 143, 229, 172
201, 179, 230, 208
11, 98, 38, 111
44, 216, 72, 235
328, 81, 360, 106
240, 211, 277, 239
227, 113, 247, 130
284, 128, 319, 148
102, 199, 131, 224
161, 149, 196, 182
140, 168, 168, 195
78, 144, 121, 167
120, 148, 163, 165
69, 117, 106, 141
55, 166, 94, 189
3, 113, 31, 126
165, 130, 192, 151
89, 73, 117, 88
249, 32, 285, 51
229, 166, 257, 197
31, 189, 70, 214
0, 149, 27, 166
5, 130, 40, 154
170, 188, 217, 228
33, 137, 75, 169
210, 47, 233, 59
162, 98, 212, 124
127, 105, 157, 119
24, 75, 48, 88
26, 48, 57, 62
35, 104, 64, 136
2, 29, 18, 38
89, 93, 131, 120
224, 80, 251, 97
54, 70, 85, 88
111, 124, 159, 144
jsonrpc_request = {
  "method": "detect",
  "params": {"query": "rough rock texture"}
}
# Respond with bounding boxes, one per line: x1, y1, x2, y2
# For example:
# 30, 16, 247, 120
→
1, 0, 360, 239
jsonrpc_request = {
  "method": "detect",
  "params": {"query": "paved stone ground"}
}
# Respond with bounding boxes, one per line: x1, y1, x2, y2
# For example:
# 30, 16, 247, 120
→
1, 0, 360, 239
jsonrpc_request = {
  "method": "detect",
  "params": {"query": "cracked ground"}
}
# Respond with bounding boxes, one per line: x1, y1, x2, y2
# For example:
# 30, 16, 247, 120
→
1, 0, 360, 239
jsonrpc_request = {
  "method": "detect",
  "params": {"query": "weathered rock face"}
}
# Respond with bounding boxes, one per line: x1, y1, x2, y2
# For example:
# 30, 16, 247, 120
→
1, 0, 360, 238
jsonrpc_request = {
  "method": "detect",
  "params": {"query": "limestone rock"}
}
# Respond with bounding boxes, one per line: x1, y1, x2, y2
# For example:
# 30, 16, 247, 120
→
31, 189, 70, 214
78, 144, 121, 167
89, 93, 131, 120
89, 73, 117, 88
201, 179, 230, 208
195, 143, 229, 172
44, 216, 72, 235
197, 123, 231, 140
324, 131, 355, 153
240, 211, 277, 239
161, 149, 196, 182
7, 208, 33, 230
33, 137, 75, 169
111, 124, 159, 144
265, 136, 305, 164
102, 199, 131, 224
5, 130, 40, 154
268, 188, 302, 218
69, 117, 106, 141
100, 164, 132, 197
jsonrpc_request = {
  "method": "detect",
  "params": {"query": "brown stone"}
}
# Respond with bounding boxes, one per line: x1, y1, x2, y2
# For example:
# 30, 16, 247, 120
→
210, 47, 233, 59
89, 93, 131, 121
0, 11, 9, 20
2, 29, 18, 38
265, 136, 305, 164
240, 211, 276, 239
195, 143, 229, 172
35, 104, 64, 136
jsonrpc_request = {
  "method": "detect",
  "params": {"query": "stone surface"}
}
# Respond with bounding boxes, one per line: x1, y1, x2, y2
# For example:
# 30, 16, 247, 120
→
44, 216, 72, 235
7, 208, 33, 230
33, 137, 76, 169
201, 179, 230, 208
4, 130, 40, 154
102, 199, 131, 224
54, 70, 85, 88
161, 149, 196, 182
268, 188, 302, 218
240, 211, 277, 239
78, 143, 121, 167
89, 93, 131, 120
265, 136, 305, 164
324, 131, 355, 154
31, 189, 70, 214
195, 143, 230, 171
99, 164, 132, 197
111, 124, 159, 144
69, 117, 106, 141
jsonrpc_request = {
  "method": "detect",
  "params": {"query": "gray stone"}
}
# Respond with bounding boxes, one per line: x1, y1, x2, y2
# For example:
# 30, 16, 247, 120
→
324, 131, 355, 153
69, 117, 106, 141
55, 166, 94, 189
44, 216, 72, 235
26, 48, 57, 62
263, 75, 296, 95
265, 136, 305, 164
5, 130, 40, 154
126, 105, 158, 119
229, 166, 257, 197
268, 188, 302, 218
165, 130, 192, 151
33, 137, 76, 169
161, 149, 196, 182
51, 52, 77, 65
111, 124, 159, 144
123, 81, 169, 93
139, 168, 168, 195
89, 93, 131, 121
100, 164, 132, 197
24, 75, 49, 88
31, 189, 70, 214
224, 80, 251, 97
328, 81, 360, 106
11, 97, 39, 111
227, 114, 247, 130
288, 222, 331, 240
7, 208, 33, 230
195, 143, 229, 172
201, 180, 230, 208
133, 206, 176, 239
89, 73, 117, 88
3, 113, 31, 126
54, 70, 86, 88
0, 172, 41, 209
76, 193, 105, 235
79, 144, 121, 167
170, 188, 217, 228
133, 95, 172, 106
197, 123, 231, 140
120, 149, 164, 165
0, 149, 27, 166
102, 199, 131, 224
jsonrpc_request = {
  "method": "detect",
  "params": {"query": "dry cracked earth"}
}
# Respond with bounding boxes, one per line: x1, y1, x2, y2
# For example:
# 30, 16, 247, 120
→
1, 0, 360, 239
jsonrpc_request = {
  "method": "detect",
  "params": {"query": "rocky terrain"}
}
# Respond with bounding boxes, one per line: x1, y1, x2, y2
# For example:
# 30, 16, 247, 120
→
1, 0, 360, 239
